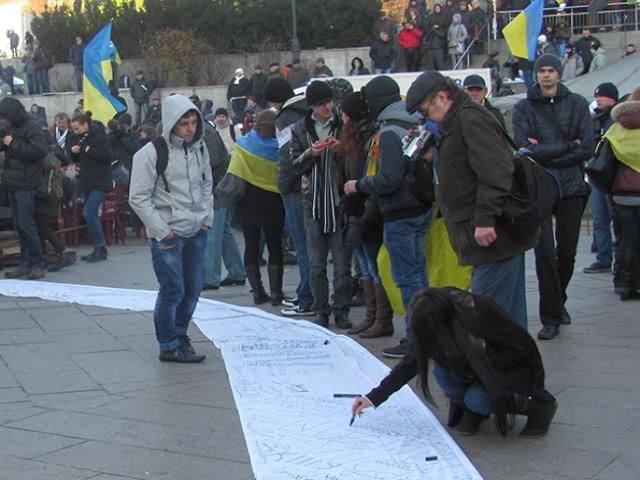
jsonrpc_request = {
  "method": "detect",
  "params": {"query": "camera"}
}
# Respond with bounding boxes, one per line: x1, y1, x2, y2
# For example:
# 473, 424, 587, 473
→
403, 126, 434, 162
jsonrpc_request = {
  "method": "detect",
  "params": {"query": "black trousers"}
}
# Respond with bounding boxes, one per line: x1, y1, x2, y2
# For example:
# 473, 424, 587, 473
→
242, 225, 283, 267
403, 49, 421, 72
35, 213, 64, 255
534, 196, 586, 326
425, 49, 446, 71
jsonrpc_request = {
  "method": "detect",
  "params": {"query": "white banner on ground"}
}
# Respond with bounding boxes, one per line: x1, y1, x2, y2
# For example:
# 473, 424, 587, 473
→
0, 280, 483, 480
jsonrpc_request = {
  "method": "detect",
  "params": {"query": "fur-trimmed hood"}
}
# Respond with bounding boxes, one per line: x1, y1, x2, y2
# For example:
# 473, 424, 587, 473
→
612, 99, 640, 130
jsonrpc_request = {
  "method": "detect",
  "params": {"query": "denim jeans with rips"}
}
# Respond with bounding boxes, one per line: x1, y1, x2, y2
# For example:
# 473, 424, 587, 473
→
150, 229, 207, 352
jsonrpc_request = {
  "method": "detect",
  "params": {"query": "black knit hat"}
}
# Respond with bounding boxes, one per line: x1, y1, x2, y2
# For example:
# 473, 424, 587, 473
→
534, 53, 562, 73
594, 82, 619, 101
305, 80, 334, 106
214, 107, 229, 117
362, 75, 401, 119
264, 78, 295, 104
341, 92, 369, 121
405, 71, 447, 113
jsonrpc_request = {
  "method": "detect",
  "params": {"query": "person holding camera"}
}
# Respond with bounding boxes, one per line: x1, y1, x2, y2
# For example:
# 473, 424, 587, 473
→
344, 76, 430, 358
0, 97, 49, 279
405, 71, 539, 331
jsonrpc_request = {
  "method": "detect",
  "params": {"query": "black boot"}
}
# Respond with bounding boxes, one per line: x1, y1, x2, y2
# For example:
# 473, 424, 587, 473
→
619, 259, 640, 301
512, 392, 558, 437
447, 397, 465, 427
83, 246, 108, 263
267, 264, 284, 306
456, 408, 485, 436
245, 265, 270, 304
48, 251, 76, 272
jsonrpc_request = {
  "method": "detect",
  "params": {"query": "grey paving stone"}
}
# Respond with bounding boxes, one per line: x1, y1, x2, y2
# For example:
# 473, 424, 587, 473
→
30, 391, 124, 412
556, 386, 640, 410
0, 342, 79, 375
14, 368, 101, 395
28, 305, 84, 321
70, 350, 164, 384
0, 299, 21, 310
38, 440, 253, 480
0, 362, 17, 388
0, 454, 96, 480
47, 328, 128, 354
6, 410, 138, 441
108, 420, 249, 463
32, 311, 99, 332
0, 309, 40, 330
0, 327, 52, 346
15, 299, 64, 309
0, 426, 85, 458
596, 454, 640, 480
0, 403, 47, 425
554, 403, 640, 430
91, 313, 154, 337
559, 347, 640, 376
0, 387, 28, 403
87, 396, 242, 433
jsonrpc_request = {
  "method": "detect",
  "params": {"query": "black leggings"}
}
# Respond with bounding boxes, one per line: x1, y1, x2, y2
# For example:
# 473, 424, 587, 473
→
35, 213, 64, 254
242, 225, 283, 266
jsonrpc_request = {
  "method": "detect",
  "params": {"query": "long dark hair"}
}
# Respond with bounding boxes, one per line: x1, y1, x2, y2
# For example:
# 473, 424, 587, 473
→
409, 287, 538, 435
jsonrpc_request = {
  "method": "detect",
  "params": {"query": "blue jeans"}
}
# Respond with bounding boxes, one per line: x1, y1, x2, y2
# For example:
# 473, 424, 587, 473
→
150, 229, 207, 352
589, 180, 612, 267
374, 68, 391, 74
83, 191, 106, 248
355, 239, 382, 284
383, 211, 431, 338
283, 193, 313, 309
203, 207, 245, 287
472, 253, 527, 329
522, 69, 534, 87
9, 190, 44, 269
434, 365, 493, 415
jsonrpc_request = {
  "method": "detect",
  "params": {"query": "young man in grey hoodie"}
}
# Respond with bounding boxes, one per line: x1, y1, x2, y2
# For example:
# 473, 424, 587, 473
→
130, 94, 214, 363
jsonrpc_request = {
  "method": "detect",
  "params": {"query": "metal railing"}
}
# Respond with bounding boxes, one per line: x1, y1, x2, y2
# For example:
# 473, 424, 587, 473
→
495, 2, 639, 38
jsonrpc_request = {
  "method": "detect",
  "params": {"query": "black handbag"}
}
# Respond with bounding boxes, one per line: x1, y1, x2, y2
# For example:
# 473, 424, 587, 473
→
585, 138, 617, 193
214, 172, 247, 209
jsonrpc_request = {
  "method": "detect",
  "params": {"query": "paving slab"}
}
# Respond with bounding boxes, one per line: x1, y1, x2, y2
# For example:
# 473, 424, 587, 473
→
0, 454, 96, 480
0, 426, 85, 458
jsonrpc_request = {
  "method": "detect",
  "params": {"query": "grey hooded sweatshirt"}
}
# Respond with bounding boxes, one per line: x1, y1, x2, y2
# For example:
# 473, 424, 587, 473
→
129, 94, 214, 241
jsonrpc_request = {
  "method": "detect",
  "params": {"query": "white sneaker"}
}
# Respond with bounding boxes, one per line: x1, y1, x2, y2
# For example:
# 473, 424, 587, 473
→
281, 305, 313, 316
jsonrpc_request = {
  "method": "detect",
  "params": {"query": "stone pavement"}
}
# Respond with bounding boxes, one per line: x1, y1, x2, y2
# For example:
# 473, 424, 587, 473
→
0, 229, 639, 480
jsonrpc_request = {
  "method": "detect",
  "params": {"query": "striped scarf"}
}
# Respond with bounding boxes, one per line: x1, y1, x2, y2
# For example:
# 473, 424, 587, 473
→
308, 122, 341, 233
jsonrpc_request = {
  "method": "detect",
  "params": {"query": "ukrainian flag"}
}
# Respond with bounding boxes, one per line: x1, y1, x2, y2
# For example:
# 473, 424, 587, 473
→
227, 130, 280, 193
502, 0, 544, 61
83, 23, 125, 123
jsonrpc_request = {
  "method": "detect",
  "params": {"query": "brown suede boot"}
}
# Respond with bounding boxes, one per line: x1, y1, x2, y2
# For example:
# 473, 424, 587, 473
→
359, 282, 394, 338
245, 265, 270, 305
347, 280, 376, 334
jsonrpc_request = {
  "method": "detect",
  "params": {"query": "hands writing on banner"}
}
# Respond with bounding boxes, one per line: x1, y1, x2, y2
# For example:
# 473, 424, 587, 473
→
351, 396, 373, 418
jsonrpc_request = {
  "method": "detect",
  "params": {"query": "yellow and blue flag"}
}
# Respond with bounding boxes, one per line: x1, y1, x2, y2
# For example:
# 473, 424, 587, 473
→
502, 0, 544, 61
83, 22, 125, 124
227, 130, 280, 193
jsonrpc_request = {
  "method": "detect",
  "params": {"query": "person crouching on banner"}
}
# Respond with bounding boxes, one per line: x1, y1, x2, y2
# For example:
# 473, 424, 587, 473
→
351, 287, 558, 437
338, 92, 394, 339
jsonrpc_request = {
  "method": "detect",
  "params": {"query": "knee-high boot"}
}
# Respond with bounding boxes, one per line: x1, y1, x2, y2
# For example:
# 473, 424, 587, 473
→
359, 283, 394, 338
268, 264, 284, 306
245, 265, 270, 305
347, 280, 376, 334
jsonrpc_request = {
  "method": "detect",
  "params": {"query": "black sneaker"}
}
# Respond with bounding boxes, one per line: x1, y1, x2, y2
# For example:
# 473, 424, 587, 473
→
83, 247, 108, 263
537, 325, 559, 340
334, 314, 352, 329
159, 346, 205, 363
281, 305, 314, 316
312, 314, 329, 328
281, 297, 298, 308
220, 277, 246, 287
583, 262, 611, 274
179, 335, 196, 355
382, 340, 410, 359
560, 307, 571, 325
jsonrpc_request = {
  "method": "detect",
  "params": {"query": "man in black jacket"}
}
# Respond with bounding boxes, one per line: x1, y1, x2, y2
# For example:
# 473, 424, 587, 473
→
463, 74, 505, 129
289, 81, 351, 329
512, 54, 595, 340
424, 4, 448, 71
68, 36, 84, 92
130, 71, 154, 127
249, 65, 268, 108
0, 97, 49, 279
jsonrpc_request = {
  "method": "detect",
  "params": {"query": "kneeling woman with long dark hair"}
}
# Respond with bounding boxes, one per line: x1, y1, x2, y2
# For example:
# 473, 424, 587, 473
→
352, 287, 557, 437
